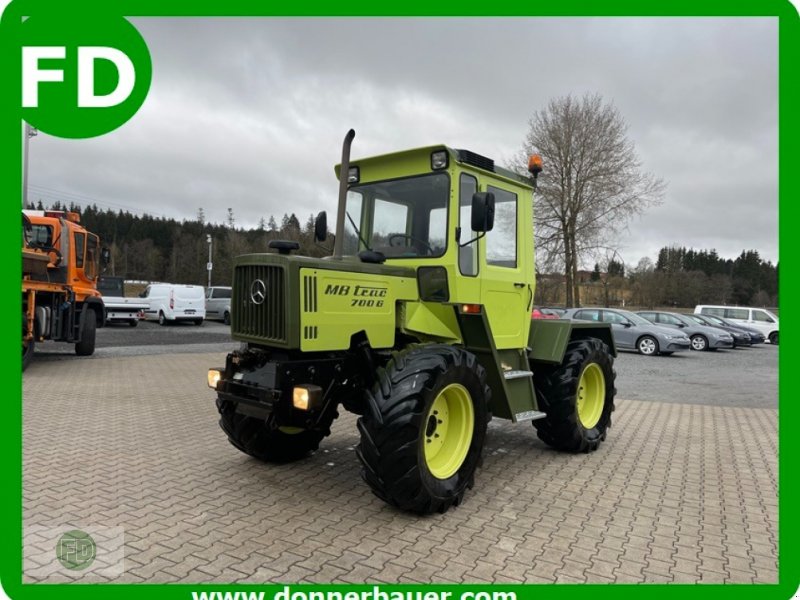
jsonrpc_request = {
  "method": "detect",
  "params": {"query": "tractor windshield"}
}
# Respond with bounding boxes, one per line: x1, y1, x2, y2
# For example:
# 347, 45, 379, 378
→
343, 172, 449, 259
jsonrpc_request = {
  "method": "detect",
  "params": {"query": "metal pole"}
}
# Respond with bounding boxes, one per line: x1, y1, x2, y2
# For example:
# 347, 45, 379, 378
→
22, 123, 37, 208
207, 235, 212, 288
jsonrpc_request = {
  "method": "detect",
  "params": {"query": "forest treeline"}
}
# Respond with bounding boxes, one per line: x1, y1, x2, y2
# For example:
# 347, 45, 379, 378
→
559, 246, 779, 309
27, 201, 777, 308
27, 201, 328, 287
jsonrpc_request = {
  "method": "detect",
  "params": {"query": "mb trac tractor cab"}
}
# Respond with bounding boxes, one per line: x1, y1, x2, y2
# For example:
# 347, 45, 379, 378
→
208, 131, 616, 514
22, 210, 109, 370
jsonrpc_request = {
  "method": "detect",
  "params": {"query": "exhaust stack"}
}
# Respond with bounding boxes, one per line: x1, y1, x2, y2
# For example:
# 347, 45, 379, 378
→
332, 129, 356, 259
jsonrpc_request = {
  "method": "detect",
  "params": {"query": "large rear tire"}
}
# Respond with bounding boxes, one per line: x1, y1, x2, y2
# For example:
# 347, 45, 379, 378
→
532, 338, 616, 453
356, 345, 490, 514
216, 398, 338, 463
75, 311, 96, 356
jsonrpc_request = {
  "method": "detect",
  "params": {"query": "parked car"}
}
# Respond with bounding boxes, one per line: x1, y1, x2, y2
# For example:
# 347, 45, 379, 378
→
140, 283, 206, 325
695, 305, 778, 345
636, 310, 734, 351
541, 306, 568, 317
691, 313, 765, 344
206, 286, 232, 324
563, 307, 691, 356
684, 313, 754, 346
532, 306, 560, 320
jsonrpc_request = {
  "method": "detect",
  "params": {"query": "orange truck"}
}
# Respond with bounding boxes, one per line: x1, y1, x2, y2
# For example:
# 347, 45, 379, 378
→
22, 210, 109, 370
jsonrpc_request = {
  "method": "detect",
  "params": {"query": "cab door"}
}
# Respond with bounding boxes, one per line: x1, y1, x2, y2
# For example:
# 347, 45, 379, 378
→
478, 183, 530, 350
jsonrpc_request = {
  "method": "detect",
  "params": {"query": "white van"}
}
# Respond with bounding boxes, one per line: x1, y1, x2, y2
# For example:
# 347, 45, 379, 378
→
694, 305, 779, 345
141, 283, 206, 325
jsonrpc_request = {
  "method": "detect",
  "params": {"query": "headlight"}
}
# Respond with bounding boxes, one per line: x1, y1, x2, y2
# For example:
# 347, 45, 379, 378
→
431, 150, 448, 170
665, 335, 685, 340
347, 166, 360, 183
207, 369, 222, 389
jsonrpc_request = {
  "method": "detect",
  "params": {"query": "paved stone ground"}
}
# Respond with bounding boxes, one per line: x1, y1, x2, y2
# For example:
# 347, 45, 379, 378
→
22, 352, 778, 584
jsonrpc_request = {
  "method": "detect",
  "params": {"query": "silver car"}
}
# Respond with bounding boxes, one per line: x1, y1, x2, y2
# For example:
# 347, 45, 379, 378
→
563, 307, 691, 356
636, 310, 734, 351
205, 286, 232, 324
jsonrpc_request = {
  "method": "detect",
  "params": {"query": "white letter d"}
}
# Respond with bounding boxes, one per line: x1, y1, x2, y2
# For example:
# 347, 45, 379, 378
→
78, 47, 136, 108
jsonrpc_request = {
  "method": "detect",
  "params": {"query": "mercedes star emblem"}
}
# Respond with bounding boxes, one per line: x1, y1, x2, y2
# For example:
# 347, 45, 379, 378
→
250, 279, 267, 305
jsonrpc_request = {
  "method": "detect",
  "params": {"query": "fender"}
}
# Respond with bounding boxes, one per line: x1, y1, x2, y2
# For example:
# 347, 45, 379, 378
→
528, 319, 616, 365
82, 296, 106, 328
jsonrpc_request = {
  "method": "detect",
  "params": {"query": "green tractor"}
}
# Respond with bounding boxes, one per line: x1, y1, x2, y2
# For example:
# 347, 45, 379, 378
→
208, 130, 616, 514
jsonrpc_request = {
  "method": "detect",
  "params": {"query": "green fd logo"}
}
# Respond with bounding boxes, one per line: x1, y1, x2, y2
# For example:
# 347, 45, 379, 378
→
20, 16, 152, 139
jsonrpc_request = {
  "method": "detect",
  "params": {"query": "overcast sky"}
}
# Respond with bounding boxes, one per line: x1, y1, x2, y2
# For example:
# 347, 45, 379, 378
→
27, 17, 778, 268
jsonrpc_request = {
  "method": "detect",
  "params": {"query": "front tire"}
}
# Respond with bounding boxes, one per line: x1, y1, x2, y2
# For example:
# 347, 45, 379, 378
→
769, 332, 778, 345
23, 336, 35, 371
637, 335, 659, 356
690, 334, 708, 351
75, 311, 96, 356
223, 311, 231, 326
356, 345, 490, 514
217, 398, 338, 462
532, 338, 616, 453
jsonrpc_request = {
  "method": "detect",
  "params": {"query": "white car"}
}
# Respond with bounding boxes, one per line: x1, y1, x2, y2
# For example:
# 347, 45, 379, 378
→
141, 283, 206, 325
694, 305, 779, 345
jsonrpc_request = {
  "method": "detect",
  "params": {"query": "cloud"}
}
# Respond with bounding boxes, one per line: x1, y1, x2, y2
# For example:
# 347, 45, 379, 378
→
27, 17, 777, 265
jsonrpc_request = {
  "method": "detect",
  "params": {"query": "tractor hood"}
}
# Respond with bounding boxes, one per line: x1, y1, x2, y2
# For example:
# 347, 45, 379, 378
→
230, 252, 418, 349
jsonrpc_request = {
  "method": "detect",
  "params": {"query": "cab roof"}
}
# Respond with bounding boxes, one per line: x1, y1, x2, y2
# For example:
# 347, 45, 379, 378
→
335, 145, 533, 189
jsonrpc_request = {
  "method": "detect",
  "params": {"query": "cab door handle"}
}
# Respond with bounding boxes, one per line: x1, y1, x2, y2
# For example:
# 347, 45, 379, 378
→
513, 282, 525, 288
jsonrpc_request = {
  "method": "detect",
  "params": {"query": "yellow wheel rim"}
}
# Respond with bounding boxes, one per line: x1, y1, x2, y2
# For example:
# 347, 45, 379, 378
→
577, 363, 605, 429
278, 426, 304, 435
423, 383, 474, 479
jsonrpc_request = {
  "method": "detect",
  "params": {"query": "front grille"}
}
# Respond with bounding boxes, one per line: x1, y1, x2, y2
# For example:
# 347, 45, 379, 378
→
303, 274, 318, 313
233, 264, 286, 343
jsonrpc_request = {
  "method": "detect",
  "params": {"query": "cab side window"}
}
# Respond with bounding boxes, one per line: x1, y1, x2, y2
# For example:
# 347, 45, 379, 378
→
85, 234, 98, 279
485, 186, 517, 268
458, 174, 478, 276
74, 232, 86, 268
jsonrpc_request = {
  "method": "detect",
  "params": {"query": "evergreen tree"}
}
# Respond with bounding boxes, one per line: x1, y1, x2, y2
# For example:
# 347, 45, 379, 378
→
590, 263, 601, 282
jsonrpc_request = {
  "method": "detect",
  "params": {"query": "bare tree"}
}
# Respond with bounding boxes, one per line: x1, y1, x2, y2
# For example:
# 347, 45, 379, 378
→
515, 93, 665, 306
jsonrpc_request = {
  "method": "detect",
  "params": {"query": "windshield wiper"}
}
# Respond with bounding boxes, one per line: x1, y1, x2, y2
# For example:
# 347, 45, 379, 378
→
346, 212, 372, 252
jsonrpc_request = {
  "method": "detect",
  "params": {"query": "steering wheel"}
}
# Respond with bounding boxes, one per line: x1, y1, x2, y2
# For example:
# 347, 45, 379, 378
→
388, 234, 433, 255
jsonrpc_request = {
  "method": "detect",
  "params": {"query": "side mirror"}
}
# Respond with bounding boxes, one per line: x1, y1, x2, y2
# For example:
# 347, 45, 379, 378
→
623, 321, 632, 328
314, 211, 328, 242
471, 192, 495, 232
100, 247, 111, 267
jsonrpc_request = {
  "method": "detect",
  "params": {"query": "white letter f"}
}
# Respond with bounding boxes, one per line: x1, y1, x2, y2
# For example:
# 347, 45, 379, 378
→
22, 46, 65, 107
